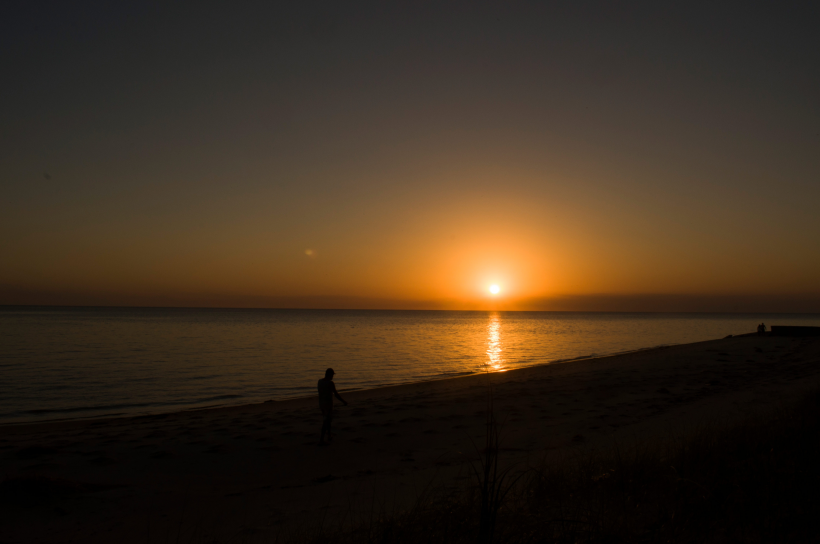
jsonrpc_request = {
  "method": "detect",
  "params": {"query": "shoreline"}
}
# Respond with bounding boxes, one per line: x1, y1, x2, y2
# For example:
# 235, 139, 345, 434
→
0, 337, 708, 430
5, 307, 812, 428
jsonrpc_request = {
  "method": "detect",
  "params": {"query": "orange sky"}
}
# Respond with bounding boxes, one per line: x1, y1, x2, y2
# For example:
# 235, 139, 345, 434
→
2, 3, 819, 312
3, 162, 819, 311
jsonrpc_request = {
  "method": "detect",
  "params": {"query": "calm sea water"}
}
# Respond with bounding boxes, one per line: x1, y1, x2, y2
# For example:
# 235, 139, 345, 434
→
2, 307, 819, 424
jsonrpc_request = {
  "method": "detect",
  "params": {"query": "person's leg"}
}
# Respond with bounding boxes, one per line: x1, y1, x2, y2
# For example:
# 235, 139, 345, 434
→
320, 403, 332, 444
320, 417, 329, 443
325, 409, 334, 442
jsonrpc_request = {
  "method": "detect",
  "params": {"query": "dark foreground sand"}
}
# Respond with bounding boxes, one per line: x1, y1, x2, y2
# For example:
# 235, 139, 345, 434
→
2, 335, 820, 543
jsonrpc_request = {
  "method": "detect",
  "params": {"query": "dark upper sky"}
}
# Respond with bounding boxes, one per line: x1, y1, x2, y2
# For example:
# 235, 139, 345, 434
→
2, 1, 819, 310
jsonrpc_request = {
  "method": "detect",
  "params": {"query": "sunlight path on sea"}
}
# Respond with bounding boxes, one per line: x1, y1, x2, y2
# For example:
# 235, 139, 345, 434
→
486, 312, 505, 372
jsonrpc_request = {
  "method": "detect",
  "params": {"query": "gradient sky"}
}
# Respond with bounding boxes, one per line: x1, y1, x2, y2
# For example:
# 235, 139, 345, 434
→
2, 1, 819, 311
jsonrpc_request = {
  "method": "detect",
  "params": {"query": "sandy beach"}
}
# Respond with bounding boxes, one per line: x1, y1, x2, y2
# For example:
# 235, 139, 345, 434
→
2, 334, 820, 543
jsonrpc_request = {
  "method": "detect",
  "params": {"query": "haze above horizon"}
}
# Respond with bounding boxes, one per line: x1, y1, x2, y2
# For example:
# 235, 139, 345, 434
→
2, 2, 819, 312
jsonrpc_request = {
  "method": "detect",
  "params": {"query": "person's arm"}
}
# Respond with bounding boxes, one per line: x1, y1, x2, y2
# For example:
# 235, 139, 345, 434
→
332, 383, 348, 406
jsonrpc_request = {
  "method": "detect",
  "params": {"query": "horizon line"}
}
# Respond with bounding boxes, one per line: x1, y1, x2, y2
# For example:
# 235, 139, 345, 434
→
3, 302, 820, 315
3, 286, 820, 313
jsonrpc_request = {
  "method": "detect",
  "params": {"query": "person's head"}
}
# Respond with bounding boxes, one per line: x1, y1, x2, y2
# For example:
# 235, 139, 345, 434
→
325, 368, 335, 379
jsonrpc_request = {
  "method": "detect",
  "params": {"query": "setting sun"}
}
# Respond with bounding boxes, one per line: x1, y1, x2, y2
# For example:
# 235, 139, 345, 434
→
489, 285, 501, 295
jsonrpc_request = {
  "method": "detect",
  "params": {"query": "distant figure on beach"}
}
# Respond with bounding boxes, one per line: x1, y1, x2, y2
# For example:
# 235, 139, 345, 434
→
757, 323, 767, 336
318, 368, 348, 445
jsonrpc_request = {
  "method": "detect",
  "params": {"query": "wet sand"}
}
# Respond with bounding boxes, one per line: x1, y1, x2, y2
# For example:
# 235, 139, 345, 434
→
2, 334, 820, 543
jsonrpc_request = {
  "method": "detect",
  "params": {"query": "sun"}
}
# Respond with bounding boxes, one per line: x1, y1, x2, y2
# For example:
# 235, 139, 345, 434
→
489, 284, 500, 295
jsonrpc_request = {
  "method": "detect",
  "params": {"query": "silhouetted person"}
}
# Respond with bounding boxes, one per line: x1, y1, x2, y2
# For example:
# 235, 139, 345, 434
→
318, 368, 347, 445
760, 322, 766, 335
757, 323, 763, 335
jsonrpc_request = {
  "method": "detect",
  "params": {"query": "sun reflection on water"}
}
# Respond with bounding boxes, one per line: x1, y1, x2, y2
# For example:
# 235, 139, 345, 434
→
485, 312, 506, 372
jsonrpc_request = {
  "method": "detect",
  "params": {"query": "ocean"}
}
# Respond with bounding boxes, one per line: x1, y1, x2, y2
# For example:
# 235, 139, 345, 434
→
2, 307, 819, 424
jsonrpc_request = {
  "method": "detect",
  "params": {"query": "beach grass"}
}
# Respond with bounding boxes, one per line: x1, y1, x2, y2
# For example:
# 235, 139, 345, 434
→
292, 386, 820, 544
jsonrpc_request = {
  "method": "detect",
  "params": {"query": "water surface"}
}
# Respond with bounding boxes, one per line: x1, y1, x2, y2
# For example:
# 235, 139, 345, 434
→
2, 307, 818, 423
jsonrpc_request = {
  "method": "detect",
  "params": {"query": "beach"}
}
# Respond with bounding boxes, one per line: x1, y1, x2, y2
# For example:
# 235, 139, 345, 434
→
2, 334, 820, 543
